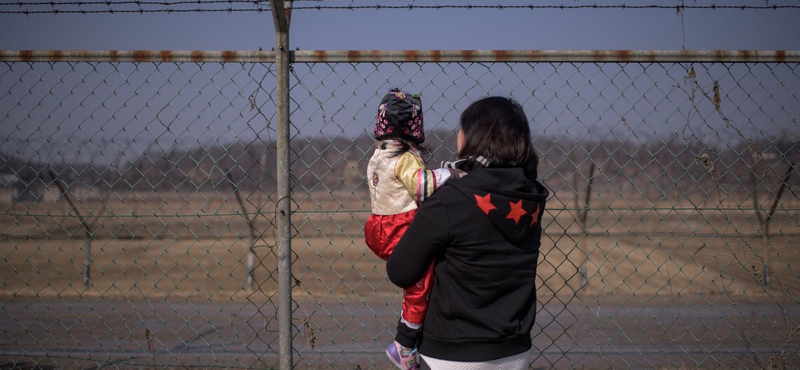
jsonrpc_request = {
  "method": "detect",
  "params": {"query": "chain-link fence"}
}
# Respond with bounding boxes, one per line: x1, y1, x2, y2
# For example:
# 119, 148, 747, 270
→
1, 50, 799, 369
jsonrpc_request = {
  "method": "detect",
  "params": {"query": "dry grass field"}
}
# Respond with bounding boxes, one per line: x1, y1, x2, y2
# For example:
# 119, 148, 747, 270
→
3, 190, 798, 301
1, 189, 799, 369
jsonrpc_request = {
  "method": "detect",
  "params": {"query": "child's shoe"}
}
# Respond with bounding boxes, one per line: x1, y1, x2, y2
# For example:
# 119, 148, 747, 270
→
385, 341, 419, 370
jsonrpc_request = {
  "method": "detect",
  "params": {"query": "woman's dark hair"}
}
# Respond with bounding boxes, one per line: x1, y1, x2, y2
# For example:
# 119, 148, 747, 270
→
458, 96, 539, 179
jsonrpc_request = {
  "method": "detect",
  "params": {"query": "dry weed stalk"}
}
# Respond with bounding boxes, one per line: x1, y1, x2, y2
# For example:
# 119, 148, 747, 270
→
290, 67, 345, 131
676, 71, 798, 370
304, 318, 316, 350
49, 169, 95, 288
145, 327, 156, 368
732, 296, 800, 370
679, 66, 787, 291
681, 65, 757, 178
247, 64, 274, 144
573, 157, 596, 291
750, 158, 795, 286
224, 167, 260, 293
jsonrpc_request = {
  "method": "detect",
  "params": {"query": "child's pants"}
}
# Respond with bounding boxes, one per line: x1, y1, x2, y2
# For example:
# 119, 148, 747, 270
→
365, 210, 434, 348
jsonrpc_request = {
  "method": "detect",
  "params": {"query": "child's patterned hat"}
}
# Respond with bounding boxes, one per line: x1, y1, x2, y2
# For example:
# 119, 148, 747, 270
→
374, 89, 424, 143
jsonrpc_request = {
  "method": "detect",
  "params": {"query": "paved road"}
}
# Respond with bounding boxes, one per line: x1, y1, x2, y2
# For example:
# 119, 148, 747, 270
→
1, 294, 798, 369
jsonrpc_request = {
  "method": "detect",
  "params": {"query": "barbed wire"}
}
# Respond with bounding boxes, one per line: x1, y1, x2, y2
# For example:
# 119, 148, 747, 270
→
0, 0, 258, 5
0, 7, 265, 13
2, 2, 800, 14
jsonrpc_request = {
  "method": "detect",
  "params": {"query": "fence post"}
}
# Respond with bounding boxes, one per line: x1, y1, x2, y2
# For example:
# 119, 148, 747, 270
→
270, 1, 293, 370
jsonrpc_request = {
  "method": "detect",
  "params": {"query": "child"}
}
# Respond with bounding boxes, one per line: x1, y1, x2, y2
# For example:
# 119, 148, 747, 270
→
364, 89, 458, 370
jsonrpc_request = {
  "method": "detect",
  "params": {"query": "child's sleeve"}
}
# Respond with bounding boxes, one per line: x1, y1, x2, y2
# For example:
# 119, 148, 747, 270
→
395, 152, 458, 203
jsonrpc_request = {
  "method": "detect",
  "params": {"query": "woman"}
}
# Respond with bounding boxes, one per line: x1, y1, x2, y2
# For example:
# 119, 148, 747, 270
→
387, 96, 549, 370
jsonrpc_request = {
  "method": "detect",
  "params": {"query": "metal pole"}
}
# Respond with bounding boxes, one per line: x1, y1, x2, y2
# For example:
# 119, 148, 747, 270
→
270, 1, 293, 369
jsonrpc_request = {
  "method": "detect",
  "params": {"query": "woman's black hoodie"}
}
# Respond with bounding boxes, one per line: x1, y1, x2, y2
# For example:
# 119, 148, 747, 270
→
387, 166, 549, 362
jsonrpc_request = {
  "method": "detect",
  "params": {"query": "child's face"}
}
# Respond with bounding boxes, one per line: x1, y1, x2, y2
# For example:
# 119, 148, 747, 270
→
457, 129, 465, 154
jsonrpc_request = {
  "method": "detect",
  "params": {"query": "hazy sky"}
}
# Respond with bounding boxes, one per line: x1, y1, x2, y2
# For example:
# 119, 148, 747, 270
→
2, 0, 799, 166
1, 0, 799, 51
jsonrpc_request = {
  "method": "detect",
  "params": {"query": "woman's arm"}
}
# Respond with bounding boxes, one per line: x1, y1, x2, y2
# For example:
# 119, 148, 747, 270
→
386, 193, 450, 288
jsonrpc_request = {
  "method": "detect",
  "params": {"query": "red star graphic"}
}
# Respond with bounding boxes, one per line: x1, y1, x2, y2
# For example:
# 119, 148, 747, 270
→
474, 193, 496, 215
529, 203, 542, 226
506, 200, 527, 225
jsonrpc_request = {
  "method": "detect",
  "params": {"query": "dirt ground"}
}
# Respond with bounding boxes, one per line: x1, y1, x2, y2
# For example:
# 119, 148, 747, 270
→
1, 191, 799, 369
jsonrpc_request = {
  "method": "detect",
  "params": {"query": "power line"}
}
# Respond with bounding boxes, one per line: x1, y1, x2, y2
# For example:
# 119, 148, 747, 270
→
2, 3, 800, 14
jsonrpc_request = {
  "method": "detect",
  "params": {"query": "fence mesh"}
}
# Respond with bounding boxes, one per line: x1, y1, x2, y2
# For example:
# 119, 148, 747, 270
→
1, 57, 799, 369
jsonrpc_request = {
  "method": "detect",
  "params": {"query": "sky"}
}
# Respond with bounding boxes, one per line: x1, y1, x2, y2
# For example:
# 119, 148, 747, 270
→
1, 0, 799, 51
2, 0, 799, 166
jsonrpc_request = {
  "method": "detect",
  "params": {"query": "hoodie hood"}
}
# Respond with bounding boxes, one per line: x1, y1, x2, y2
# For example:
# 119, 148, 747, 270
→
449, 167, 549, 245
